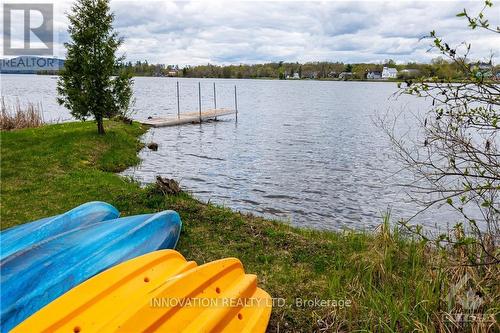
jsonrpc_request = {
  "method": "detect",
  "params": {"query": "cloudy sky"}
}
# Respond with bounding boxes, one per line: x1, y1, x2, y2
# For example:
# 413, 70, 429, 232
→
6, 0, 500, 65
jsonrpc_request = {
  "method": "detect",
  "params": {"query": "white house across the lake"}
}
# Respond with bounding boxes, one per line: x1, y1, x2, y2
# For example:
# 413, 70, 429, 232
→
366, 70, 382, 79
286, 72, 300, 79
381, 66, 398, 79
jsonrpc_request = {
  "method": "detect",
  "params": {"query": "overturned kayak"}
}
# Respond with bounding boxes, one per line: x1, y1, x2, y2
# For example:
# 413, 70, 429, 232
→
1, 211, 182, 333
13, 250, 272, 333
0, 201, 119, 260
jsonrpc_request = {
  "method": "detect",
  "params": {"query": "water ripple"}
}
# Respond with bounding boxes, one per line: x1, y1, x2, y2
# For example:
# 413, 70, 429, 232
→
0, 75, 462, 231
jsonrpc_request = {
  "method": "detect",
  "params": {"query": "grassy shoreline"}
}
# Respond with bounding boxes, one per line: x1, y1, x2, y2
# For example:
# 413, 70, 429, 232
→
1, 121, 497, 332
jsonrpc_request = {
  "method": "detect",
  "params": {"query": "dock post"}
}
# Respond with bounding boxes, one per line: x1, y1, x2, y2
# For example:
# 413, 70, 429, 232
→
213, 82, 217, 109
213, 82, 217, 120
176, 81, 180, 119
198, 82, 202, 123
234, 85, 238, 122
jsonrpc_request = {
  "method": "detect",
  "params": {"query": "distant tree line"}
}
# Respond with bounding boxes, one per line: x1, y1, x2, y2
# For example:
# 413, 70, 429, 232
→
122, 58, 499, 81
122, 61, 178, 77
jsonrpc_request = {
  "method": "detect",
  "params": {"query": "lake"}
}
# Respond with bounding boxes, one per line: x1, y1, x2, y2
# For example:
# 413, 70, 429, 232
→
1, 74, 458, 230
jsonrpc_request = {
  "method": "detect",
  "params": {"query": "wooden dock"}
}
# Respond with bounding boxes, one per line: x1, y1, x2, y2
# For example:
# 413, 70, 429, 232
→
141, 108, 236, 127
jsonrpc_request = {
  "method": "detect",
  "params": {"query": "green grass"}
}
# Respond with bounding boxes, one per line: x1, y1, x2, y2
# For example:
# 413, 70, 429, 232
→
1, 121, 497, 332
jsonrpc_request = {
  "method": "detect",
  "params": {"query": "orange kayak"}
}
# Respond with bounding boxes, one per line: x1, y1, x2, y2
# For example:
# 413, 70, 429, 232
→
13, 250, 272, 333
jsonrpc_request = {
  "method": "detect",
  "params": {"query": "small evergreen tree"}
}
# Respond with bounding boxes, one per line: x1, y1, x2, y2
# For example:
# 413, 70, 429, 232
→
57, 0, 133, 134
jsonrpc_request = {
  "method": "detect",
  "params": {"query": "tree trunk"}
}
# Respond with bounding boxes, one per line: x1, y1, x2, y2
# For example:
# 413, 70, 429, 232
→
96, 116, 105, 135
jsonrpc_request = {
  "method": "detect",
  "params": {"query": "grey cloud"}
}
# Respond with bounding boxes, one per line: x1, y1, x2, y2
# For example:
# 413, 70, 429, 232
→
46, 0, 499, 65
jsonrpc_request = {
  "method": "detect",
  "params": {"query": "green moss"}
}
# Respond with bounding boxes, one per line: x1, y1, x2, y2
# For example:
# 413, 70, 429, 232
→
0, 121, 477, 331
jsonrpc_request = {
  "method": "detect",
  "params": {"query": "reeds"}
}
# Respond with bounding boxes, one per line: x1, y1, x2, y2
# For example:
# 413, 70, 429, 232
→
330, 216, 500, 333
1, 97, 44, 130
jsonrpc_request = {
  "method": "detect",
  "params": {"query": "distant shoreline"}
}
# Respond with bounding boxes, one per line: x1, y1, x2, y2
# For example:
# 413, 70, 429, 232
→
2, 72, 490, 84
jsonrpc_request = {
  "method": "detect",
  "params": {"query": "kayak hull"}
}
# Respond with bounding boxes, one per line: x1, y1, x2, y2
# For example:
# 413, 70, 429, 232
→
0, 201, 120, 260
1, 211, 182, 333
13, 250, 272, 333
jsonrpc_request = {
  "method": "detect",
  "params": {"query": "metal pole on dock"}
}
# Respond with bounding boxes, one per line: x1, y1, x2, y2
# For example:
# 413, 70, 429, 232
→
234, 85, 238, 122
213, 82, 217, 109
213, 82, 217, 120
198, 82, 202, 123
176, 81, 180, 119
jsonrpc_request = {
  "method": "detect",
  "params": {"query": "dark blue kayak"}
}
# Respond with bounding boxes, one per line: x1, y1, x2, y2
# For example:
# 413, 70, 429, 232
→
0, 201, 119, 260
0, 210, 182, 333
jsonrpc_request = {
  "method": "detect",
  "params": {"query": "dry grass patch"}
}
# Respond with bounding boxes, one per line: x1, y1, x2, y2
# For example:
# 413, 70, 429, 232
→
1, 97, 44, 130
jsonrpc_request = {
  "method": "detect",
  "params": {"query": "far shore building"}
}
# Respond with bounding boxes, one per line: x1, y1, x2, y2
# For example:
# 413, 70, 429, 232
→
167, 69, 178, 77
302, 71, 318, 79
381, 66, 398, 79
339, 72, 354, 80
328, 71, 339, 78
366, 70, 382, 79
477, 61, 492, 71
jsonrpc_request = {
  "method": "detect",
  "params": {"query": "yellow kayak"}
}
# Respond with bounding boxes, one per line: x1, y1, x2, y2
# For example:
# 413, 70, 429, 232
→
13, 250, 272, 333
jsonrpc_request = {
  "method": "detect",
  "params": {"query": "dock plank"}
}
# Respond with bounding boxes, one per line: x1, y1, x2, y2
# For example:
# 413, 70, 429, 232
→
140, 108, 236, 127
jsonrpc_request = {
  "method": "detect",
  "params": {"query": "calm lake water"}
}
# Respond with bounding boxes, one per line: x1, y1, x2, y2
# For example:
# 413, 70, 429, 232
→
1, 74, 458, 230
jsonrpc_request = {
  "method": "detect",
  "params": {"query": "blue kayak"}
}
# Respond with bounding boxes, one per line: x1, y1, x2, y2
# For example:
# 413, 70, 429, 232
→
0, 201, 119, 260
0, 210, 182, 332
